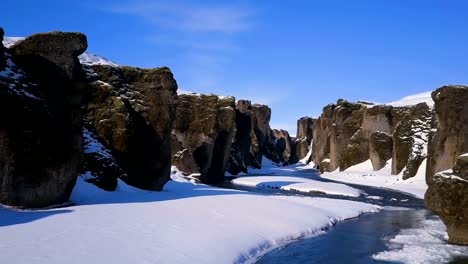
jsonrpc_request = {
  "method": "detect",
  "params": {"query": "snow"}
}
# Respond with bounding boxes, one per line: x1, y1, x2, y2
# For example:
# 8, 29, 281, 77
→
78, 52, 119, 67
386, 91, 434, 108
232, 176, 362, 197
321, 159, 428, 199
83, 128, 113, 159
373, 211, 468, 264
177, 89, 234, 100
0, 169, 379, 264
299, 142, 314, 163
0, 48, 39, 99
2, 36, 24, 48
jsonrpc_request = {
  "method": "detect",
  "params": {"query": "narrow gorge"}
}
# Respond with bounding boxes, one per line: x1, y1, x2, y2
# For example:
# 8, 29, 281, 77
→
1, 27, 468, 263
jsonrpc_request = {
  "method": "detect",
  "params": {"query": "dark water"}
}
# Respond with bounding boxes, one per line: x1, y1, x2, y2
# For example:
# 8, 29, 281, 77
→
216, 167, 468, 264
256, 209, 427, 264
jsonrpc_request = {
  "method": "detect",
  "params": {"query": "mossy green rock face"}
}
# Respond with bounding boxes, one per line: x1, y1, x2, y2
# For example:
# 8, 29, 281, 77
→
0, 31, 86, 208
426, 155, 468, 245
83, 64, 178, 191
171, 93, 236, 183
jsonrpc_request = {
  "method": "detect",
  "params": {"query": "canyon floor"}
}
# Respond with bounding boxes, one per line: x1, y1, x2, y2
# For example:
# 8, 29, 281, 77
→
1, 159, 467, 264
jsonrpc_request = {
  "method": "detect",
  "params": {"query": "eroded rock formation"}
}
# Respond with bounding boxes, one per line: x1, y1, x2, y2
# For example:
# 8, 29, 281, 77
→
295, 117, 315, 160
0, 30, 86, 207
311, 98, 431, 177
426, 154, 468, 245
83, 64, 178, 191
427, 86, 468, 181
426, 85, 468, 245
266, 129, 298, 165
392, 103, 432, 179
227, 101, 273, 174
171, 94, 235, 183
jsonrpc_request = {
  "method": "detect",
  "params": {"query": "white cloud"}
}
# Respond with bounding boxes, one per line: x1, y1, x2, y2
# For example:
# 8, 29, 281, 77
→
108, 0, 253, 33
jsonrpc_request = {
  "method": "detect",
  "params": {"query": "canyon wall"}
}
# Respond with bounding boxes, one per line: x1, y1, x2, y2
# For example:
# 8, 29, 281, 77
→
83, 64, 178, 191
171, 94, 236, 183
311, 99, 432, 178
425, 86, 468, 245
227, 100, 298, 175
295, 117, 315, 160
0, 30, 86, 207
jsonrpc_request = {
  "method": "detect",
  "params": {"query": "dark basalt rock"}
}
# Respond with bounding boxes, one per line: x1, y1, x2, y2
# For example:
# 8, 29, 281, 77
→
295, 117, 315, 160
227, 101, 272, 175
83, 64, 178, 191
171, 94, 236, 183
0, 31, 86, 208
266, 129, 298, 165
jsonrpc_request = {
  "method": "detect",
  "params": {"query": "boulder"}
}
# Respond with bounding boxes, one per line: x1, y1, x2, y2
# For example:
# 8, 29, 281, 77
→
0, 31, 86, 208
83, 64, 178, 190
369, 131, 393, 170
427, 86, 468, 183
171, 94, 236, 183
425, 154, 468, 245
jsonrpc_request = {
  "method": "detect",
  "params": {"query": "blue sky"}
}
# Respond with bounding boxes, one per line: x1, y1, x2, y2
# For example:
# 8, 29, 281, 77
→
3, 0, 468, 135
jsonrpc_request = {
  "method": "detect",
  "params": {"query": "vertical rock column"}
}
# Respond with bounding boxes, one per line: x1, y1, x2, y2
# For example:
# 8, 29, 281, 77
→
0, 31, 87, 207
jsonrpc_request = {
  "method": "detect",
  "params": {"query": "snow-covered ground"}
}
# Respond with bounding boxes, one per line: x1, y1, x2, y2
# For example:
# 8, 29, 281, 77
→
0, 169, 378, 264
321, 159, 427, 199
232, 176, 362, 197
373, 210, 468, 264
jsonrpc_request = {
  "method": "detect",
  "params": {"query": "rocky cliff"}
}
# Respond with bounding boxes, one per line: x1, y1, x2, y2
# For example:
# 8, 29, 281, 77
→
295, 117, 315, 160
171, 93, 235, 183
425, 85, 468, 245
0, 29, 86, 207
227, 100, 297, 174
310, 98, 432, 177
82, 64, 178, 191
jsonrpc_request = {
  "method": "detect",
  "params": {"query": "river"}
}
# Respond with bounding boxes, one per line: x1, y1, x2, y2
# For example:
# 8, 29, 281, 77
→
215, 167, 468, 264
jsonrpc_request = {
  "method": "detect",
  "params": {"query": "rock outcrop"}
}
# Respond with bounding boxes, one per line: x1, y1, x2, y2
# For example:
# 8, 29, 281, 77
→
311, 98, 431, 178
0, 30, 86, 207
83, 64, 178, 191
426, 85, 468, 245
369, 131, 393, 170
266, 129, 298, 165
227, 101, 273, 174
392, 103, 432, 179
427, 86, 468, 181
426, 154, 468, 245
171, 94, 236, 183
295, 117, 315, 160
